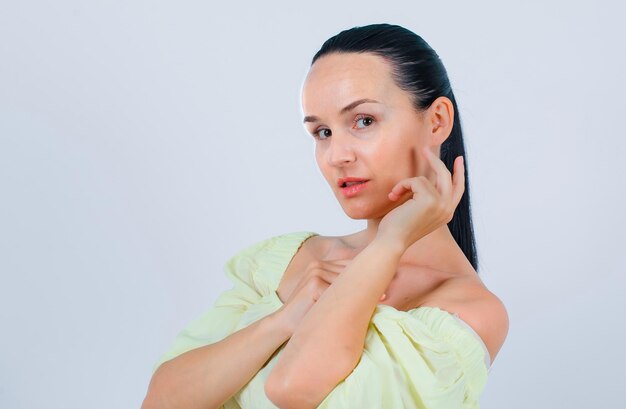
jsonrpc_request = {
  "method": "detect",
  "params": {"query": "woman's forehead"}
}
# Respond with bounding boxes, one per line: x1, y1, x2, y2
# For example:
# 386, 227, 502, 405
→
305, 53, 393, 90
302, 53, 399, 114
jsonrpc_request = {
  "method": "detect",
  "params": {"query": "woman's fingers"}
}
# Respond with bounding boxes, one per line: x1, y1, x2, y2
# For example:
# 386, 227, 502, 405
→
301, 259, 351, 284
388, 175, 440, 200
322, 258, 351, 266
421, 146, 452, 200
313, 264, 387, 302
312, 262, 347, 277
301, 258, 388, 303
388, 178, 419, 201
390, 147, 454, 202
318, 259, 351, 273
314, 268, 341, 284
451, 155, 466, 206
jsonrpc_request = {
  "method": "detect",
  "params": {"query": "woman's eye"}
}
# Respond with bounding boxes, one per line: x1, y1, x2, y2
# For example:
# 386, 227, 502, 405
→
354, 115, 375, 129
314, 128, 331, 140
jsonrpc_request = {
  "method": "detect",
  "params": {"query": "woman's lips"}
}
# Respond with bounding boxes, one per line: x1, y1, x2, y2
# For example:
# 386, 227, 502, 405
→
339, 180, 369, 198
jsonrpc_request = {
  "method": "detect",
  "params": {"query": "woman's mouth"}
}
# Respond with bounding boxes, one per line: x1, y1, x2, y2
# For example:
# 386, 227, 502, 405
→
338, 179, 370, 198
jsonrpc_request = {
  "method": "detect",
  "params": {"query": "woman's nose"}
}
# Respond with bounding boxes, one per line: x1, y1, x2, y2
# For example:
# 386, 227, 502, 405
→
327, 134, 356, 166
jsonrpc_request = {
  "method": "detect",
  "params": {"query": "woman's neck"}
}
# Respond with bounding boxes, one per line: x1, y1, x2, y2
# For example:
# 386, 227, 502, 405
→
340, 220, 471, 274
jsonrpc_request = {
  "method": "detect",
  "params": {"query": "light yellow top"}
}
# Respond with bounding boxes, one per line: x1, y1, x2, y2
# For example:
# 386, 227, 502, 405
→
153, 231, 491, 408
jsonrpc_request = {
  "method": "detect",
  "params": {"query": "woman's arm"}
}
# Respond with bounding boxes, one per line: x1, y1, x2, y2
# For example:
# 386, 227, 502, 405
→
142, 310, 291, 409
265, 237, 405, 408
266, 148, 465, 408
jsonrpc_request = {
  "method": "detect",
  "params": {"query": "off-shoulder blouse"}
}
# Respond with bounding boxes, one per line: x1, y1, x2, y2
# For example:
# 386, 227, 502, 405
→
153, 231, 491, 408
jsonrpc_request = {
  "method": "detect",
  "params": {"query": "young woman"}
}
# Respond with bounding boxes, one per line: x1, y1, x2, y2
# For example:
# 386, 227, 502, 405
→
142, 23, 509, 409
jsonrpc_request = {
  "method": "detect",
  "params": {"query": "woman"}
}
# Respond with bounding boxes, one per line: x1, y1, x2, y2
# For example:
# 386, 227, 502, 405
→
143, 23, 509, 409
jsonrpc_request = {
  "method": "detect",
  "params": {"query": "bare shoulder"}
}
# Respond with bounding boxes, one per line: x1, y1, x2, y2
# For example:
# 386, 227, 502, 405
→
420, 276, 509, 364
460, 288, 509, 364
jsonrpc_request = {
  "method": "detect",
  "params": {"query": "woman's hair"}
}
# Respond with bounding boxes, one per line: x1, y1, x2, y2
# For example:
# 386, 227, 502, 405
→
312, 23, 479, 272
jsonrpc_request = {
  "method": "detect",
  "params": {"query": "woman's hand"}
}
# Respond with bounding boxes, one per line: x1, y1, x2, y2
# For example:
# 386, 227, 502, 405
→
275, 258, 391, 334
377, 146, 465, 250
275, 259, 351, 334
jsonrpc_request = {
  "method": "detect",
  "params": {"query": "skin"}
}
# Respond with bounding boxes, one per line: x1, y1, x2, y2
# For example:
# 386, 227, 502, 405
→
265, 52, 509, 407
301, 52, 477, 276
141, 51, 509, 409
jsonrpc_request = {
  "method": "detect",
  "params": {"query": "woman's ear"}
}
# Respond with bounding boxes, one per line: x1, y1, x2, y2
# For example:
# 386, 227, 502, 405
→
427, 96, 454, 145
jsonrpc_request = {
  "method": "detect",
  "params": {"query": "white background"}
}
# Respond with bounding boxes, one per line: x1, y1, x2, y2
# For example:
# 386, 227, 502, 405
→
1, 1, 625, 408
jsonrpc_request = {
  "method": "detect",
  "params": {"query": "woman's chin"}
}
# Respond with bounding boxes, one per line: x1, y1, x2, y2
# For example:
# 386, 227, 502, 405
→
339, 202, 390, 220
337, 193, 407, 220
344, 211, 369, 220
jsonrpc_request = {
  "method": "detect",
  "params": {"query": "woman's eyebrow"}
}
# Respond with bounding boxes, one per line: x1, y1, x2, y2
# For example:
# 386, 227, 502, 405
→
303, 98, 381, 123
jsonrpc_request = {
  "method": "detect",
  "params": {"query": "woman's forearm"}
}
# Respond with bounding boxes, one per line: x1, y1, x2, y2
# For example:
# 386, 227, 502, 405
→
142, 311, 291, 409
266, 237, 405, 407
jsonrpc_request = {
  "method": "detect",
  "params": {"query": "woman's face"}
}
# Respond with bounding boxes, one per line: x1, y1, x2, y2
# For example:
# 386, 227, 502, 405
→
301, 52, 445, 220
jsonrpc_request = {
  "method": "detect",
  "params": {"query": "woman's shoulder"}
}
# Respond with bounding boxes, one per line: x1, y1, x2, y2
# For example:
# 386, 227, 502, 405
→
225, 231, 321, 288
228, 231, 320, 260
418, 275, 509, 365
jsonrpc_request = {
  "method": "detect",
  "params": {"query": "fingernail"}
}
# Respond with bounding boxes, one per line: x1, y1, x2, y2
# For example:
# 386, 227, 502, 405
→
380, 293, 386, 301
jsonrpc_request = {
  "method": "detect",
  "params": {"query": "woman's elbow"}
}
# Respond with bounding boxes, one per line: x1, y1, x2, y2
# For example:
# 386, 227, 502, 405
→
141, 370, 169, 409
265, 374, 317, 409
264, 373, 292, 408
141, 392, 163, 409
265, 354, 355, 408
141, 366, 179, 409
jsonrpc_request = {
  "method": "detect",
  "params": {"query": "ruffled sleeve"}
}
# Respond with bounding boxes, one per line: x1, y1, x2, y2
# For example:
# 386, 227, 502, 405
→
316, 304, 491, 409
151, 231, 317, 374
151, 230, 491, 409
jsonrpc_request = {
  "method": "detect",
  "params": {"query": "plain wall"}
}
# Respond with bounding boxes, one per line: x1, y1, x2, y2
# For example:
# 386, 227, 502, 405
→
1, 1, 625, 407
